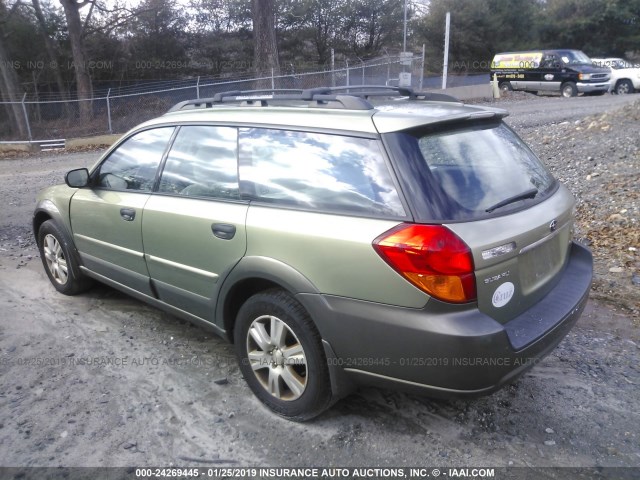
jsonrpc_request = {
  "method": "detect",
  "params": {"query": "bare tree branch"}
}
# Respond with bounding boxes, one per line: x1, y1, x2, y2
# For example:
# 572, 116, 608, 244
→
81, 0, 95, 37
7, 0, 23, 19
82, 6, 156, 36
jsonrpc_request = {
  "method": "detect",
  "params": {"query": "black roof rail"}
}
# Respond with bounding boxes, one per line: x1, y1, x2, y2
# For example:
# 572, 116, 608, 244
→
167, 85, 460, 113
168, 89, 304, 112
168, 88, 374, 111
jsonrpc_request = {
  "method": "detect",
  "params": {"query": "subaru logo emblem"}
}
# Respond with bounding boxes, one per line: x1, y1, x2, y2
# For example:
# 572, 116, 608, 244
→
549, 220, 558, 232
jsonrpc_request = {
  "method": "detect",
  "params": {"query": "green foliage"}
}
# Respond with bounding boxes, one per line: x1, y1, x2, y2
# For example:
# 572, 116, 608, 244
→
2, 6, 49, 81
119, 0, 189, 80
415, 0, 640, 73
2, 0, 640, 92
539, 0, 640, 56
414, 0, 544, 74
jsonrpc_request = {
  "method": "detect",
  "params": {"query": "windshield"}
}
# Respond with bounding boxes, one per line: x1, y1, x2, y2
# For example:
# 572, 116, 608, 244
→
558, 50, 592, 65
384, 122, 557, 222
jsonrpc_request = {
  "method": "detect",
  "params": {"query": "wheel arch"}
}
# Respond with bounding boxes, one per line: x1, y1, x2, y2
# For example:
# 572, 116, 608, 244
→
215, 256, 320, 343
33, 210, 53, 245
33, 200, 72, 248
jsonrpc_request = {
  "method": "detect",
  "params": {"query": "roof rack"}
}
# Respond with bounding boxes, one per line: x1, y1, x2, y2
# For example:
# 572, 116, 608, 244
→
167, 85, 460, 113
327, 85, 460, 103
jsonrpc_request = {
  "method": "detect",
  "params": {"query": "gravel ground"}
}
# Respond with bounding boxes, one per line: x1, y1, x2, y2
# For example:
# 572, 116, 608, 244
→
0, 94, 639, 475
498, 94, 640, 318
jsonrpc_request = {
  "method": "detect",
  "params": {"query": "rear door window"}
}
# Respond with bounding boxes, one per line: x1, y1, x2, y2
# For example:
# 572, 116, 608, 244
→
238, 128, 405, 217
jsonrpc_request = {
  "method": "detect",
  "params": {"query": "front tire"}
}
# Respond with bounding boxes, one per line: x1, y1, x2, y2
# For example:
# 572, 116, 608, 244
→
38, 220, 93, 295
234, 289, 332, 421
561, 82, 577, 98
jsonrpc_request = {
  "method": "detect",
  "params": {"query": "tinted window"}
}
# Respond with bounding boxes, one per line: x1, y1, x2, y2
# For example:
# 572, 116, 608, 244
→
238, 128, 405, 216
541, 55, 560, 68
385, 122, 556, 221
96, 128, 174, 191
158, 126, 239, 200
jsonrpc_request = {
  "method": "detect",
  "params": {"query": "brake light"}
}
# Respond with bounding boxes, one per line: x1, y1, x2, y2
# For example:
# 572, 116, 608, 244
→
373, 224, 477, 303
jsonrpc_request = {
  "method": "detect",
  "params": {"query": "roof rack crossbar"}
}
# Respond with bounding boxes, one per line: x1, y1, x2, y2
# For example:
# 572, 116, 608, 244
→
212, 88, 306, 102
309, 94, 373, 110
328, 85, 415, 97
326, 85, 459, 103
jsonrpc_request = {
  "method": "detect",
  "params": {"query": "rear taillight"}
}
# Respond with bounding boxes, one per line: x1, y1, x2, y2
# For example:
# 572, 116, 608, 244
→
373, 224, 477, 303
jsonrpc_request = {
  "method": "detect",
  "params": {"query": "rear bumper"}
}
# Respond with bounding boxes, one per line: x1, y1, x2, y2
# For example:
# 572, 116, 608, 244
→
300, 242, 592, 398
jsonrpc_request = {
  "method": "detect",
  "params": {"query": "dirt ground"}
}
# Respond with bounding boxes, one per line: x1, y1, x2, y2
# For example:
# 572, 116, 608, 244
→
0, 95, 639, 474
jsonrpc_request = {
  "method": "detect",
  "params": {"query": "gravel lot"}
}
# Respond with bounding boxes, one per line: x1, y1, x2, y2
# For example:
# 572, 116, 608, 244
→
492, 93, 640, 318
0, 94, 639, 475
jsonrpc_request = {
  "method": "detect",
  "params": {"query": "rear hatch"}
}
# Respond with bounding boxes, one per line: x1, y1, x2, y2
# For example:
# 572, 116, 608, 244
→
447, 186, 573, 323
381, 118, 575, 323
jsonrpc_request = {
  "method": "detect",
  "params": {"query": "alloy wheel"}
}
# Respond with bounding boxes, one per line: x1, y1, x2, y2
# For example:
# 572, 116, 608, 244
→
43, 234, 68, 285
246, 315, 308, 401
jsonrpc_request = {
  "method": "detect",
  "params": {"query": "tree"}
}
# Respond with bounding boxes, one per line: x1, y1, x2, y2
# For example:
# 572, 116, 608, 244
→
540, 0, 640, 56
279, 0, 342, 65
341, 0, 404, 57
59, 0, 93, 120
185, 0, 252, 76
123, 0, 188, 80
31, 0, 68, 102
415, 0, 542, 75
251, 0, 279, 82
0, 0, 28, 138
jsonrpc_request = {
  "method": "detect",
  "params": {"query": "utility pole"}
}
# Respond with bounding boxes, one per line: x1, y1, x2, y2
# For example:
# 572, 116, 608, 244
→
442, 12, 450, 89
403, 0, 408, 53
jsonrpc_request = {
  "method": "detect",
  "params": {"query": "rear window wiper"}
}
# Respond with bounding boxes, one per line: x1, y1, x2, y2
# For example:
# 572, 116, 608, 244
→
485, 188, 538, 213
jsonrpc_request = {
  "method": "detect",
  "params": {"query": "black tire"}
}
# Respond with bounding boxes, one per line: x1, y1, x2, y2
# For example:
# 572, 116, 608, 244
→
38, 220, 93, 295
499, 82, 512, 93
234, 289, 332, 421
615, 79, 634, 95
561, 82, 577, 98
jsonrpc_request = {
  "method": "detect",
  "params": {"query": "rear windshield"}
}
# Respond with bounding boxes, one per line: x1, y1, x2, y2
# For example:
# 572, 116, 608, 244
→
384, 121, 556, 222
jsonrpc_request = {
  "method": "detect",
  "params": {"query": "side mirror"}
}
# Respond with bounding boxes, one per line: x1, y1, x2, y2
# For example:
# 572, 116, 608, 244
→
65, 168, 90, 188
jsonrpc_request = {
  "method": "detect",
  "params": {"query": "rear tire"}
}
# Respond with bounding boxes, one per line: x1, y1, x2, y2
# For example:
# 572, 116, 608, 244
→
561, 82, 577, 98
38, 220, 93, 295
499, 82, 512, 94
234, 289, 332, 421
615, 79, 634, 95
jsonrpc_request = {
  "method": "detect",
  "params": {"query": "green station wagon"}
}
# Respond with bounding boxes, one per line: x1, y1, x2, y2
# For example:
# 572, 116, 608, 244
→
34, 86, 593, 420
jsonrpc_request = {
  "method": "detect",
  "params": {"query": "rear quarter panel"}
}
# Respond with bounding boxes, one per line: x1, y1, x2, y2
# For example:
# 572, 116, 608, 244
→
244, 206, 430, 308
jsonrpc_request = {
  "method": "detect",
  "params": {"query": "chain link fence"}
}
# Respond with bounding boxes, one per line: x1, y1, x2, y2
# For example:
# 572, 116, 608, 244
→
0, 53, 486, 142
